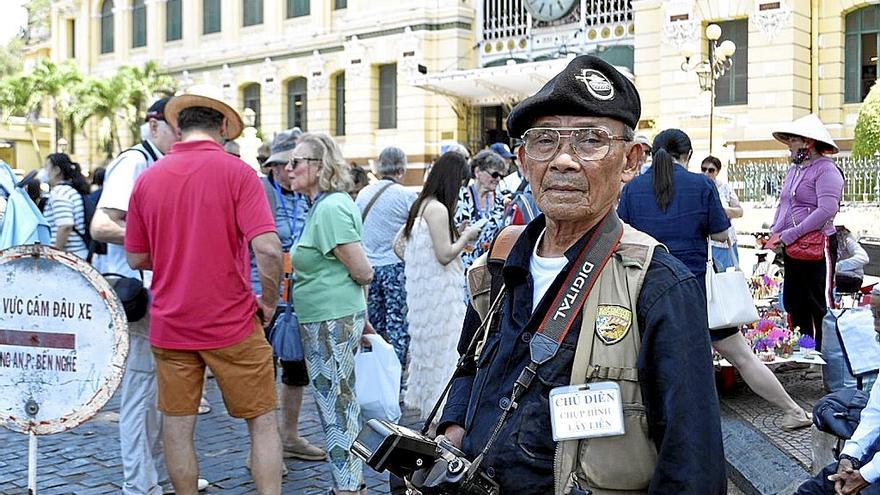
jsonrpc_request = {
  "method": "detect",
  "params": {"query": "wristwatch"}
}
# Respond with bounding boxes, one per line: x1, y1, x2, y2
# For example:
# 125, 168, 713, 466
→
839, 454, 862, 470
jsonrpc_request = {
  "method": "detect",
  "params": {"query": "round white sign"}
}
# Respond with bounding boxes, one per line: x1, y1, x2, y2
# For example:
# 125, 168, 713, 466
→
0, 245, 128, 435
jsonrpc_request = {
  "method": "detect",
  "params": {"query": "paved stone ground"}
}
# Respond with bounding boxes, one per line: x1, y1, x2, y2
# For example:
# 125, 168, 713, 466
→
0, 375, 756, 495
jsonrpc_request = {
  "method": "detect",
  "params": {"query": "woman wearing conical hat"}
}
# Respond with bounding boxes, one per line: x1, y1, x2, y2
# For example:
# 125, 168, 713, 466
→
765, 114, 844, 347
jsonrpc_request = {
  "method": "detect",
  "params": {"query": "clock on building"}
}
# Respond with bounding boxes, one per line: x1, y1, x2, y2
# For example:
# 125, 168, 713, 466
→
525, 0, 578, 22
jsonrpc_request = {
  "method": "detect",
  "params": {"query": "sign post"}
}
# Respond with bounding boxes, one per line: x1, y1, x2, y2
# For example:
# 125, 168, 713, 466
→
0, 244, 129, 493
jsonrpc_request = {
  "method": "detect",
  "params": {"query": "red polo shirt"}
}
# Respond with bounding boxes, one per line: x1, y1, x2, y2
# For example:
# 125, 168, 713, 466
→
125, 140, 276, 350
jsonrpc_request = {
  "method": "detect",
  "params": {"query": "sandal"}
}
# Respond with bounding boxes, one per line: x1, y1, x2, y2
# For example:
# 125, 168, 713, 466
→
780, 411, 813, 432
197, 397, 212, 415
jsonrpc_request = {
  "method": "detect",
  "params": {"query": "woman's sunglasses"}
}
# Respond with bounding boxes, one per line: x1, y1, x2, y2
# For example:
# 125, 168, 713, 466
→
701, 167, 717, 173
482, 170, 505, 179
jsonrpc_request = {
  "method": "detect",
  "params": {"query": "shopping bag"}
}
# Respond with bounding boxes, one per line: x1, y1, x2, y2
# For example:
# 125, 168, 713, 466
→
836, 308, 880, 377
706, 253, 759, 330
822, 310, 857, 393
267, 304, 304, 362
354, 333, 402, 423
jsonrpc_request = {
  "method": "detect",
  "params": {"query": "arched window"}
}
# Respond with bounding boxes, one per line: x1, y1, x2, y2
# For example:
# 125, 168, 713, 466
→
166, 0, 182, 41
204, 0, 221, 34
243, 0, 263, 26
287, 78, 307, 131
845, 6, 880, 103
100, 0, 114, 54
243, 83, 261, 128
132, 0, 147, 48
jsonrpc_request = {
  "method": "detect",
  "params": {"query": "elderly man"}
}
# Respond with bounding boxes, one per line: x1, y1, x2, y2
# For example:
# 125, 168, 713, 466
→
125, 85, 283, 495
796, 287, 880, 495
355, 146, 417, 366
437, 55, 725, 494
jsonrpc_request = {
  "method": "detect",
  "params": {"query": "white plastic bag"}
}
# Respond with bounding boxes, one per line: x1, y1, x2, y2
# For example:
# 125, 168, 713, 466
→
354, 333, 402, 423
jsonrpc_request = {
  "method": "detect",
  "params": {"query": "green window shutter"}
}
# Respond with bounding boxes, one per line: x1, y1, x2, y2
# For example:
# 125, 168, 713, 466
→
166, 0, 182, 41
334, 0, 347, 10
132, 0, 147, 48
288, 0, 310, 18
203, 0, 221, 34
335, 73, 345, 136
714, 19, 747, 106
243, 0, 263, 26
287, 78, 308, 131
378, 64, 397, 129
100, 0, 114, 54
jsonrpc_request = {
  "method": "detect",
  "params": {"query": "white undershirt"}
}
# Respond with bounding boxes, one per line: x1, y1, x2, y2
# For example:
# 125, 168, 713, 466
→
529, 229, 569, 314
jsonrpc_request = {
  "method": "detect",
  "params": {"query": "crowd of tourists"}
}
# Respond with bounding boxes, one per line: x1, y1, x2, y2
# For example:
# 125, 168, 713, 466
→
1, 53, 879, 495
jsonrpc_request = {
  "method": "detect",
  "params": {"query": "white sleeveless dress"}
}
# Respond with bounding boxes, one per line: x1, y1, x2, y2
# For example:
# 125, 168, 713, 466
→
403, 217, 466, 420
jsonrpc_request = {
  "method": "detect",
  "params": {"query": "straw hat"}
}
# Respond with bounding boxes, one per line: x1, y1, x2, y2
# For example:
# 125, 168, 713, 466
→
165, 84, 244, 140
771, 114, 839, 154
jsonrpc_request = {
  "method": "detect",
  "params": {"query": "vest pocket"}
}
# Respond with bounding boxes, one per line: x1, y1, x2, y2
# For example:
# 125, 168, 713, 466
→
578, 403, 657, 490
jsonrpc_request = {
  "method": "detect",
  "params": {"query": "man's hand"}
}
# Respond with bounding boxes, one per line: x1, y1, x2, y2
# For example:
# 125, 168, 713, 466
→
828, 459, 869, 495
257, 297, 276, 327
441, 424, 465, 449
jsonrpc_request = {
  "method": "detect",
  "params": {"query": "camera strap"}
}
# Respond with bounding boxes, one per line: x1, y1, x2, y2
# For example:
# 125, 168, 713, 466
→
466, 211, 623, 482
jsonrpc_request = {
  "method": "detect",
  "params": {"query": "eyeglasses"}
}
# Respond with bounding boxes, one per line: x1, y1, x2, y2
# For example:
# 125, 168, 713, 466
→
481, 170, 505, 179
521, 127, 631, 162
288, 156, 322, 169
701, 167, 717, 173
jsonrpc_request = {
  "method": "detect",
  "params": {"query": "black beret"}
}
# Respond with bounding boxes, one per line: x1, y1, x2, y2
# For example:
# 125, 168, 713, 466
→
506, 55, 641, 138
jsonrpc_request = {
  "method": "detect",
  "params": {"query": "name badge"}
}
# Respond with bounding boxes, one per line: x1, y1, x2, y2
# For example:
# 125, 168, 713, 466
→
549, 382, 625, 442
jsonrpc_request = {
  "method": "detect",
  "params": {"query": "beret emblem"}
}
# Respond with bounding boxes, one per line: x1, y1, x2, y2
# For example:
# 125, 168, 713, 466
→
575, 69, 615, 101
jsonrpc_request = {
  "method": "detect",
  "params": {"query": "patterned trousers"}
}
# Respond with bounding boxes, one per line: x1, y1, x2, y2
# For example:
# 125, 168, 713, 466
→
368, 263, 410, 367
301, 312, 365, 491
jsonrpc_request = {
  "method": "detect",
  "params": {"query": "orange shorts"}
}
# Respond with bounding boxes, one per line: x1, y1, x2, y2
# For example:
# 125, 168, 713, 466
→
151, 319, 276, 419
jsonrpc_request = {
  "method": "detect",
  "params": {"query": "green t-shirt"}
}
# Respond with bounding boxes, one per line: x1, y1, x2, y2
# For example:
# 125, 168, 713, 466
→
292, 192, 366, 323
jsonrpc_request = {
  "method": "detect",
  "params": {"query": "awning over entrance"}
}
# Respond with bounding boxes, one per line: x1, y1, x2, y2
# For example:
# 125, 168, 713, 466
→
410, 58, 570, 107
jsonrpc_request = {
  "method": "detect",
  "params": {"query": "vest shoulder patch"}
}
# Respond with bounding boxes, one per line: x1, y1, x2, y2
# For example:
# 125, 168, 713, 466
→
595, 304, 633, 345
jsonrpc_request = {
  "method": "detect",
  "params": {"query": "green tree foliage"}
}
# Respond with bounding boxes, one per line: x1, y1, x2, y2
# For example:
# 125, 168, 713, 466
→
852, 83, 880, 159
0, 39, 23, 78
118, 61, 176, 146
0, 73, 44, 162
69, 73, 130, 157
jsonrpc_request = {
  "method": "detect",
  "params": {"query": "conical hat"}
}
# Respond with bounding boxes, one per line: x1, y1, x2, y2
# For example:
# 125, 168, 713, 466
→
772, 114, 838, 154
165, 84, 244, 140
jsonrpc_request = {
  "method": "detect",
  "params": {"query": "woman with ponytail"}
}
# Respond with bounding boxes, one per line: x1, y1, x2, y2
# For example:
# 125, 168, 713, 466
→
41, 153, 90, 258
619, 129, 812, 431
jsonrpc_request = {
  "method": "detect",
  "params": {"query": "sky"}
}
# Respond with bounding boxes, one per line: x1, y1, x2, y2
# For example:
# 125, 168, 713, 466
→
0, 0, 29, 45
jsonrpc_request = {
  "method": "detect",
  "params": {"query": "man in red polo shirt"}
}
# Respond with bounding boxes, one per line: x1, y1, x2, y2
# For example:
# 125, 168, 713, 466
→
125, 85, 283, 495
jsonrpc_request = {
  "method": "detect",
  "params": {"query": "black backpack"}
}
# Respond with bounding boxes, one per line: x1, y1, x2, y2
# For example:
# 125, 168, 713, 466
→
73, 188, 105, 262
813, 388, 870, 440
75, 143, 157, 263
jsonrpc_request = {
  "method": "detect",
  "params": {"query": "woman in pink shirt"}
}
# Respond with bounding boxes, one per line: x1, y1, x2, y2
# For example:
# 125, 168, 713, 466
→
768, 114, 844, 345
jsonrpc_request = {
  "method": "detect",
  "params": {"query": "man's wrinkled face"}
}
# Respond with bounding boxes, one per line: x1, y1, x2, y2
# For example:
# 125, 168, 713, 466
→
518, 115, 638, 223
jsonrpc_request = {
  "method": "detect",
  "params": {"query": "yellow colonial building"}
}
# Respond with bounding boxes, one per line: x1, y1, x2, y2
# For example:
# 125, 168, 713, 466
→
43, 0, 880, 177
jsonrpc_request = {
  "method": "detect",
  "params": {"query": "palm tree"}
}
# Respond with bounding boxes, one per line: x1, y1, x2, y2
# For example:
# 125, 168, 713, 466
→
118, 61, 176, 146
69, 74, 129, 158
31, 59, 82, 150
0, 73, 43, 162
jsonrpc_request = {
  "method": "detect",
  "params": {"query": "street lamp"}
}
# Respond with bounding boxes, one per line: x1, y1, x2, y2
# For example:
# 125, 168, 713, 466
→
680, 24, 737, 154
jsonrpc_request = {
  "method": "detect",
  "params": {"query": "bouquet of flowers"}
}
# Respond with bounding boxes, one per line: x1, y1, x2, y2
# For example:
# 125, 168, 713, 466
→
749, 274, 782, 300
742, 318, 802, 359
797, 334, 817, 357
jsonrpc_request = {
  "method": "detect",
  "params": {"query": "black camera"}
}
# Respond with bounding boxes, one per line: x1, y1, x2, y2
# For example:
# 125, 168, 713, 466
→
352, 419, 499, 495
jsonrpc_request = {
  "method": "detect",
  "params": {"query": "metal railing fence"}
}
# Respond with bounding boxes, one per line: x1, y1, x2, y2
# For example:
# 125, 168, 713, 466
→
728, 157, 880, 204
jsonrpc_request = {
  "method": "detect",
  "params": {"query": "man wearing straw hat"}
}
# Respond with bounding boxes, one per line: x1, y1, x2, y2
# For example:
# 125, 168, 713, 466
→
124, 85, 284, 495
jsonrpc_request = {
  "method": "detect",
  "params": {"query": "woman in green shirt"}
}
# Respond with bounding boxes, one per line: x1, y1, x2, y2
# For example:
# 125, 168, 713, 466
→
287, 133, 374, 495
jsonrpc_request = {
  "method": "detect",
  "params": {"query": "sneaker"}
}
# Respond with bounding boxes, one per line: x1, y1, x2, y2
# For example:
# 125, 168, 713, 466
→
245, 452, 289, 475
780, 411, 813, 432
161, 478, 209, 494
283, 437, 327, 461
